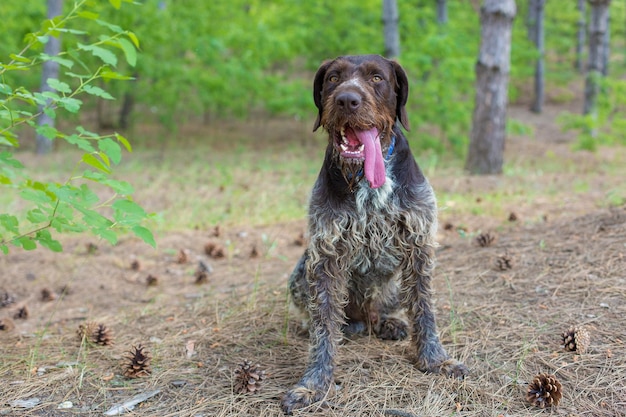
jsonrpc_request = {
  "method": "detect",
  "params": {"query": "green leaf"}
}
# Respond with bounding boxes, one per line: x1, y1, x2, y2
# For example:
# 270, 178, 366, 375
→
64, 134, 95, 152
95, 20, 123, 34
43, 107, 56, 120
20, 188, 54, 205
83, 171, 134, 194
57, 97, 82, 113
0, 214, 19, 233
113, 199, 147, 218
126, 31, 140, 49
94, 227, 117, 245
98, 138, 122, 164
76, 126, 99, 138
35, 124, 58, 140
98, 151, 111, 168
78, 43, 117, 66
47, 78, 72, 94
0, 151, 24, 168
132, 225, 156, 248
26, 208, 48, 224
82, 154, 111, 174
36, 230, 63, 252
83, 85, 115, 100
17, 237, 37, 251
40, 54, 74, 69
109, 0, 122, 9
100, 68, 133, 81
9, 54, 31, 63
77, 11, 99, 20
115, 133, 132, 152
0, 83, 13, 95
117, 38, 137, 67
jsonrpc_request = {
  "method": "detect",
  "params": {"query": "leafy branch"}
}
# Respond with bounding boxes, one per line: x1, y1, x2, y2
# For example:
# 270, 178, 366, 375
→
0, 0, 154, 254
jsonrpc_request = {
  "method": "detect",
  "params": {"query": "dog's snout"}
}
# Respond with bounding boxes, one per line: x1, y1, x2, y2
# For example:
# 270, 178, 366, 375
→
335, 91, 362, 112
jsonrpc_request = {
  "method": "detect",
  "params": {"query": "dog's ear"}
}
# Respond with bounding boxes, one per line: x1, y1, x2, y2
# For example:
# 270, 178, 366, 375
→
312, 60, 332, 132
391, 60, 410, 131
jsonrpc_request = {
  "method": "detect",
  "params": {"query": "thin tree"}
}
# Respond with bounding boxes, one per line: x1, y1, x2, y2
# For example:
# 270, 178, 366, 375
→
575, 0, 586, 72
583, 0, 611, 118
465, 0, 516, 175
530, 0, 546, 114
36, 0, 64, 155
602, 8, 610, 75
382, 0, 400, 59
437, 0, 448, 25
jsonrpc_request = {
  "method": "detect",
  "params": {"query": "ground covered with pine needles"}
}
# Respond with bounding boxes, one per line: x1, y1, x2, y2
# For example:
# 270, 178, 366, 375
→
1, 103, 625, 416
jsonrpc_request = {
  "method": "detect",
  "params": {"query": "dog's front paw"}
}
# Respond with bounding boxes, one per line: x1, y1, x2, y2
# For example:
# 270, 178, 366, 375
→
418, 357, 468, 379
435, 358, 469, 379
281, 384, 324, 415
376, 317, 409, 340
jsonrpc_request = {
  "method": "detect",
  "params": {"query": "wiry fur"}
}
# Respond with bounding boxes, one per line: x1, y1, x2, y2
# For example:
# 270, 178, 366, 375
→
282, 55, 468, 414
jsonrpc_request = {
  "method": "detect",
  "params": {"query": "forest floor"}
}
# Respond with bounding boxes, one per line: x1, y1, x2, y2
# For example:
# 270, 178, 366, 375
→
1, 101, 625, 416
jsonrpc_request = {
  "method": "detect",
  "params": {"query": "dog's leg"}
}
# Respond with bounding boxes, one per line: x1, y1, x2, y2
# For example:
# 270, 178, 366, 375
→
401, 243, 468, 378
288, 250, 309, 312
282, 260, 347, 414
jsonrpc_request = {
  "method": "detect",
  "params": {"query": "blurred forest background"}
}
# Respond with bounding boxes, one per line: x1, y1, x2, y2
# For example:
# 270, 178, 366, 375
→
2, 0, 625, 156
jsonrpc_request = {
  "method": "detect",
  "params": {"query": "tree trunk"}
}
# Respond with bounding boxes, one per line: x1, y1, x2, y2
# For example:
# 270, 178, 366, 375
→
119, 73, 139, 129
527, 0, 538, 43
575, 0, 586, 72
382, 0, 400, 59
436, 0, 448, 25
602, 8, 610, 75
465, 0, 516, 175
583, 0, 611, 117
531, 0, 546, 114
36, 0, 63, 155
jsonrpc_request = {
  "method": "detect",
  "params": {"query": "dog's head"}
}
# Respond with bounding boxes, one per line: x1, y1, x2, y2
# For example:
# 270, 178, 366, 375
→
312, 55, 409, 189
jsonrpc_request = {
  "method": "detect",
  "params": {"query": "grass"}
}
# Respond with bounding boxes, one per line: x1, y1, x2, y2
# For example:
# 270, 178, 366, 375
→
1, 108, 626, 415
5, 114, 626, 240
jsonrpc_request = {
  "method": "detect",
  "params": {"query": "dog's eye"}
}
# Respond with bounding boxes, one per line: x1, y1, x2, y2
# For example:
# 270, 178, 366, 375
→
371, 75, 383, 83
328, 75, 339, 83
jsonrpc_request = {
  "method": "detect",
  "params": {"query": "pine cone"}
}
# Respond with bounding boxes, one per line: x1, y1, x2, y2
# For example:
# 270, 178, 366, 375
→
77, 322, 114, 346
146, 274, 159, 287
234, 360, 266, 394
0, 291, 16, 307
176, 249, 189, 264
130, 259, 141, 271
41, 288, 56, 302
475, 232, 496, 247
13, 306, 29, 320
526, 373, 562, 408
293, 232, 306, 247
508, 212, 518, 222
495, 251, 514, 270
0, 318, 15, 331
123, 344, 152, 378
204, 242, 225, 259
86, 243, 98, 254
562, 325, 590, 353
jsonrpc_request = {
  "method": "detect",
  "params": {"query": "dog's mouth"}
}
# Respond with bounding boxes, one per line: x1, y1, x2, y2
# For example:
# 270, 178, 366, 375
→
334, 125, 386, 189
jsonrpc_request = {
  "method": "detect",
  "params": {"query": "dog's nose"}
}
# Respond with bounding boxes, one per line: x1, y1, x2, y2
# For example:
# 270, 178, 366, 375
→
335, 92, 361, 112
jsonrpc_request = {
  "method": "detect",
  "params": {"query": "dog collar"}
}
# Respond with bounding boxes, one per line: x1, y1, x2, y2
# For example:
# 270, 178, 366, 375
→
385, 135, 396, 161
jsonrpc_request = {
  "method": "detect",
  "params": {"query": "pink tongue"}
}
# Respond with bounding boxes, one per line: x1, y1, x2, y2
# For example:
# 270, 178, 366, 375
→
356, 128, 386, 188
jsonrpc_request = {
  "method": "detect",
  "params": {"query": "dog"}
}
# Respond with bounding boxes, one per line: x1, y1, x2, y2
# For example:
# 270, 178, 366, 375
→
282, 55, 468, 414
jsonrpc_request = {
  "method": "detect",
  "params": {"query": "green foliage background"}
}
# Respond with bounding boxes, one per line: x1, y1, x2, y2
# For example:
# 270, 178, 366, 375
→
2, 1, 625, 153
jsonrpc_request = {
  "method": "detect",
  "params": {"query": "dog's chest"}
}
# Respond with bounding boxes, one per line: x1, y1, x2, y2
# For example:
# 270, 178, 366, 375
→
347, 180, 404, 276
